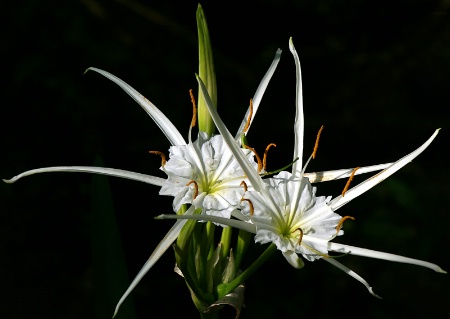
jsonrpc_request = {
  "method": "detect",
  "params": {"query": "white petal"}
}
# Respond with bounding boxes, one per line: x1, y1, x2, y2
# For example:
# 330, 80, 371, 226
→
330, 129, 439, 210
3, 166, 165, 186
235, 49, 282, 139
113, 205, 196, 317
328, 242, 446, 273
304, 163, 393, 183
289, 38, 304, 176
196, 75, 266, 194
282, 251, 305, 269
156, 213, 257, 233
86, 67, 186, 146
323, 258, 382, 298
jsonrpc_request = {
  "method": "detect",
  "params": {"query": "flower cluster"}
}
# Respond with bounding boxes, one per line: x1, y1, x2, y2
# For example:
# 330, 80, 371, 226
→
4, 5, 445, 319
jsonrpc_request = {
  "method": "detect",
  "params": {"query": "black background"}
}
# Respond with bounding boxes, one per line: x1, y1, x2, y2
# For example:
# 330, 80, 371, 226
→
1, 1, 450, 318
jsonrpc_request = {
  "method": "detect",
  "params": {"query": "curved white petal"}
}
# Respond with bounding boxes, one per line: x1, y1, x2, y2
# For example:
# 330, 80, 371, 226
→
235, 49, 282, 139
196, 75, 266, 194
3, 166, 165, 186
155, 213, 257, 233
330, 129, 440, 210
289, 38, 304, 176
328, 242, 446, 273
323, 258, 381, 298
282, 251, 305, 269
304, 163, 393, 183
113, 205, 196, 317
86, 67, 186, 146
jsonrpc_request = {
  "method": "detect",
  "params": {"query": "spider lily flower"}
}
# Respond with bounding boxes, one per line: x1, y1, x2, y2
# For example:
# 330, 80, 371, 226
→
2, 36, 287, 315
158, 38, 445, 297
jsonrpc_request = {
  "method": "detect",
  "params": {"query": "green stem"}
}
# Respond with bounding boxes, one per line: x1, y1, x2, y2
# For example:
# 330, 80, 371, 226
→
216, 243, 277, 298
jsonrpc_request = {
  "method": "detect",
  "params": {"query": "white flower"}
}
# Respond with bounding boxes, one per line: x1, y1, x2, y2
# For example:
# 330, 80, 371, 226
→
242, 171, 341, 264
158, 38, 445, 297
161, 132, 257, 219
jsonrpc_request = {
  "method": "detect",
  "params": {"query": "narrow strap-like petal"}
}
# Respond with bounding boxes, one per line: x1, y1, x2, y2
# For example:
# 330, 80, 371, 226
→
86, 67, 186, 146
323, 258, 381, 298
113, 206, 196, 317
235, 49, 282, 139
328, 242, 446, 273
304, 163, 392, 183
330, 129, 439, 210
289, 38, 304, 176
155, 213, 257, 234
3, 166, 165, 186
196, 75, 266, 193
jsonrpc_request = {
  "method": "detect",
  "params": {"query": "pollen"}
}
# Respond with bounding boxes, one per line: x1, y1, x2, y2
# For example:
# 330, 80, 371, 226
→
263, 143, 277, 171
244, 144, 262, 172
335, 215, 355, 234
241, 198, 254, 216
312, 125, 324, 159
149, 150, 167, 167
341, 166, 360, 197
243, 99, 253, 133
189, 89, 197, 128
186, 180, 199, 199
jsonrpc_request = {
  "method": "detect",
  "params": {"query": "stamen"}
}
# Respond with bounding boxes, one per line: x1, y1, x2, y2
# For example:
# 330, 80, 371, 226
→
189, 89, 197, 128
149, 151, 167, 167
244, 144, 262, 172
292, 228, 304, 245
243, 99, 253, 133
186, 180, 199, 199
263, 143, 277, 171
341, 167, 360, 197
241, 198, 254, 216
312, 125, 324, 159
336, 215, 355, 234
240, 181, 248, 192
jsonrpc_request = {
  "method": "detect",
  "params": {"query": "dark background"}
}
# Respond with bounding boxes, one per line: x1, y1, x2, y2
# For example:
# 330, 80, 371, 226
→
1, 1, 449, 318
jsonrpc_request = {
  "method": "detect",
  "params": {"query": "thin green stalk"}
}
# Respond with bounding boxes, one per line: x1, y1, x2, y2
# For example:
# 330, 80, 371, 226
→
216, 244, 277, 298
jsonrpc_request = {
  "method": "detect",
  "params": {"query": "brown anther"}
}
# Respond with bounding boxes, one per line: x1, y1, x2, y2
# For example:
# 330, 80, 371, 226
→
341, 167, 360, 197
263, 143, 277, 171
243, 99, 253, 133
244, 144, 262, 172
189, 89, 197, 128
335, 216, 355, 233
312, 125, 324, 159
241, 198, 254, 216
292, 228, 304, 245
240, 181, 248, 192
186, 180, 199, 199
149, 151, 167, 167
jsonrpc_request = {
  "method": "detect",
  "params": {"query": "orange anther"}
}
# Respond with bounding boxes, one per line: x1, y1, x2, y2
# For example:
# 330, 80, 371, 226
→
243, 99, 253, 133
341, 167, 360, 197
312, 125, 324, 159
189, 89, 197, 128
149, 151, 167, 167
240, 180, 248, 192
335, 215, 355, 233
244, 144, 262, 172
292, 228, 304, 245
241, 198, 254, 216
186, 180, 199, 199
263, 143, 277, 171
